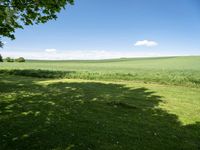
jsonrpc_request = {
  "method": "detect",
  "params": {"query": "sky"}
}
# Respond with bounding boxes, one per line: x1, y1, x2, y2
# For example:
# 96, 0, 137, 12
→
1, 0, 200, 60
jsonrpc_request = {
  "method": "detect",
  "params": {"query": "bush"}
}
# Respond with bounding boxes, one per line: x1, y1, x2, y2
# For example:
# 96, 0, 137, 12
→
5, 57, 14, 62
15, 57, 25, 62
0, 54, 3, 62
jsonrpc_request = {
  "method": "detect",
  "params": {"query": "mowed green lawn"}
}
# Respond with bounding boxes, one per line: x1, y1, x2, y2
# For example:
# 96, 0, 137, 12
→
0, 56, 200, 149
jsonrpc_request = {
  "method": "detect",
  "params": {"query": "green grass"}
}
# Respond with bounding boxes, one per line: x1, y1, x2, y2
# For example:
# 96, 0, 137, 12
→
1, 56, 200, 72
1, 56, 200, 73
1, 56, 200, 87
0, 56, 200, 149
0, 75, 200, 150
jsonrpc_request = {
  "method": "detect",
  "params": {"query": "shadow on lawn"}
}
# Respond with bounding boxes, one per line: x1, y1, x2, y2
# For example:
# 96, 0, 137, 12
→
0, 69, 76, 78
0, 76, 199, 150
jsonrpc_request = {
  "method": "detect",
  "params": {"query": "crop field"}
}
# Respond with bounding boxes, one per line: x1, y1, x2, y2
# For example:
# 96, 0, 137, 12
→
1, 56, 200, 87
0, 56, 200, 149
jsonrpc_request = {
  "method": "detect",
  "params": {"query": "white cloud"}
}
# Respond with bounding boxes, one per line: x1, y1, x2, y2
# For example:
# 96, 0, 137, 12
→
45, 49, 57, 52
0, 49, 178, 60
134, 40, 158, 47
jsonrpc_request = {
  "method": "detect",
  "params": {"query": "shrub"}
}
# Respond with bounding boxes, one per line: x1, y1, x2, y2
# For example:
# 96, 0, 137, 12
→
0, 54, 3, 62
5, 57, 14, 62
15, 57, 25, 62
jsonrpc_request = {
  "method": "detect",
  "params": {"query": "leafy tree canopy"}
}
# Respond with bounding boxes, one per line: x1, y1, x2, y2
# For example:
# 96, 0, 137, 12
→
0, 38, 3, 47
0, 54, 3, 62
0, 0, 74, 47
15, 57, 25, 62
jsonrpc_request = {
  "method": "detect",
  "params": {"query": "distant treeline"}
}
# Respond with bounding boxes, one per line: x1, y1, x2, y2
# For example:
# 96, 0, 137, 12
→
0, 54, 25, 62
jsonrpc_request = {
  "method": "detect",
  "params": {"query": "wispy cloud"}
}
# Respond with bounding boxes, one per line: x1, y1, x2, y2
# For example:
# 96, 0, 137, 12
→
45, 49, 57, 53
0, 49, 181, 60
134, 40, 158, 47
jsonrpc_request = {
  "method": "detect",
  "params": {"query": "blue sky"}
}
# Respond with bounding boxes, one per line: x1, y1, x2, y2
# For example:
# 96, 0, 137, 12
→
1, 0, 200, 59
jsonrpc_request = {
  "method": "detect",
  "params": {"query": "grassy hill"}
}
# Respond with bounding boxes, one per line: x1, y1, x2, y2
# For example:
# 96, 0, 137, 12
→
0, 56, 200, 149
1, 56, 200, 72
1, 56, 200, 87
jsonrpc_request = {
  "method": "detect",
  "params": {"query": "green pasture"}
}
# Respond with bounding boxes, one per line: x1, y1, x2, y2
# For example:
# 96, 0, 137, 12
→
0, 56, 200, 149
1, 56, 200, 72
0, 56, 200, 87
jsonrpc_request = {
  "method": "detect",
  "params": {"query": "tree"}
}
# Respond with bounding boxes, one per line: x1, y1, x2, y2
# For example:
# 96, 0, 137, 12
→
15, 57, 25, 62
5, 57, 14, 62
0, 54, 3, 62
0, 0, 74, 47
0, 38, 3, 48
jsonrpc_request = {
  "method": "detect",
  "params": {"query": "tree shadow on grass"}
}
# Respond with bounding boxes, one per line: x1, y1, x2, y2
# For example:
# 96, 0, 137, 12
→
0, 69, 76, 79
0, 75, 200, 150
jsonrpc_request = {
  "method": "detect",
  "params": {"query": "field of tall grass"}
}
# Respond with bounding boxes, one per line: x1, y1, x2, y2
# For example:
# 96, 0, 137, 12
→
0, 56, 200, 87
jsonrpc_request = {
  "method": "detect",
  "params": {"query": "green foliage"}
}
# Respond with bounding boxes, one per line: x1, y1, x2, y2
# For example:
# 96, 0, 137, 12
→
15, 57, 25, 62
0, 38, 3, 47
0, 75, 200, 149
0, 54, 3, 62
5, 57, 14, 62
0, 0, 74, 42
4, 57, 26, 62
0, 41, 3, 48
